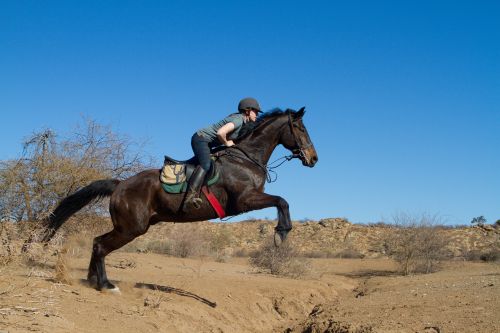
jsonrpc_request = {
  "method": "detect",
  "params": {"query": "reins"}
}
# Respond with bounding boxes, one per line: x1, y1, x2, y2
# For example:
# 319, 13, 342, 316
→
223, 146, 296, 183
217, 149, 295, 222
220, 111, 308, 183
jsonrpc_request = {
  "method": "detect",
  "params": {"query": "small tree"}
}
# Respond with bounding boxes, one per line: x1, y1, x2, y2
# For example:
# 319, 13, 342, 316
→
250, 238, 310, 278
384, 213, 449, 275
0, 118, 152, 222
471, 216, 487, 227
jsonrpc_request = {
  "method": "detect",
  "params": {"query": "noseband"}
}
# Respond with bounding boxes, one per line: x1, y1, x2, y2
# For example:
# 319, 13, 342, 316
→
287, 111, 313, 160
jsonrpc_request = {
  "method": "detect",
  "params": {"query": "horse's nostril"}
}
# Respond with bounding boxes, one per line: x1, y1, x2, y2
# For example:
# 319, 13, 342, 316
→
311, 156, 318, 164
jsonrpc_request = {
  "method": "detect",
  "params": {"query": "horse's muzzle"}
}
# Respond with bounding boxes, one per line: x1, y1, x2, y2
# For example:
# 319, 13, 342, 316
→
304, 154, 318, 167
294, 148, 318, 167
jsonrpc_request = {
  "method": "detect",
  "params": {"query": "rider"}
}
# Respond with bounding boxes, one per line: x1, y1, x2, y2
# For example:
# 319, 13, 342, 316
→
183, 97, 262, 211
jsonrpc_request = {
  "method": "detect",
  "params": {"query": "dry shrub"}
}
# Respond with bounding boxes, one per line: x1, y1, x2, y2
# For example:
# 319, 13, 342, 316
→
209, 226, 232, 262
250, 238, 311, 278
384, 213, 450, 275
145, 240, 173, 255
333, 247, 365, 259
233, 248, 250, 257
0, 120, 152, 223
0, 222, 17, 266
21, 228, 66, 268
479, 248, 500, 262
54, 247, 72, 284
465, 248, 500, 262
61, 214, 112, 239
168, 224, 209, 258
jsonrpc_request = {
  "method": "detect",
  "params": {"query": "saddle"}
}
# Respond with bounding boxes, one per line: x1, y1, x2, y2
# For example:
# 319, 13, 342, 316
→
160, 155, 219, 193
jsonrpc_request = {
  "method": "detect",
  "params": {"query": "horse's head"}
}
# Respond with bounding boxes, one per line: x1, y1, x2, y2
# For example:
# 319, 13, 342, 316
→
281, 108, 318, 167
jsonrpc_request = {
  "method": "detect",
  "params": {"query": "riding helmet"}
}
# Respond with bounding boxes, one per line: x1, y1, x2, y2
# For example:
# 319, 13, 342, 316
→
238, 97, 262, 112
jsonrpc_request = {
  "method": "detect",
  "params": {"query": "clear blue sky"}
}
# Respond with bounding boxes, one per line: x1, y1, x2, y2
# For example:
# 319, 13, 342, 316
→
1, 1, 499, 225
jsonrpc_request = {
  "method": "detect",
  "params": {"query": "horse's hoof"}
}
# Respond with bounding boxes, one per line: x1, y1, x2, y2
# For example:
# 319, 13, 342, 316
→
274, 232, 283, 247
274, 230, 289, 247
101, 281, 120, 294
103, 286, 121, 294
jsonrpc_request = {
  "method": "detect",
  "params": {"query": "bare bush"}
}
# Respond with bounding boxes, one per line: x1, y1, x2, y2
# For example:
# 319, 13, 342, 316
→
479, 248, 500, 262
384, 213, 450, 275
233, 248, 251, 257
250, 238, 311, 278
21, 230, 66, 268
209, 226, 232, 262
169, 224, 209, 258
145, 240, 173, 255
465, 248, 500, 262
333, 247, 365, 259
0, 118, 152, 223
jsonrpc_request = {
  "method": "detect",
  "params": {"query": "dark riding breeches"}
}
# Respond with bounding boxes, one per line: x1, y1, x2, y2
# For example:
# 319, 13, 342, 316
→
191, 133, 212, 172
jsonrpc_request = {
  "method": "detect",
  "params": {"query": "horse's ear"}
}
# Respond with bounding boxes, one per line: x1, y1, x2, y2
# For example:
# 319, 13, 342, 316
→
296, 107, 306, 119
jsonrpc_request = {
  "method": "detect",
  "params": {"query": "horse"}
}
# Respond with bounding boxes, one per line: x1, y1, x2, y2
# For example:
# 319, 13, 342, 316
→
25, 108, 318, 292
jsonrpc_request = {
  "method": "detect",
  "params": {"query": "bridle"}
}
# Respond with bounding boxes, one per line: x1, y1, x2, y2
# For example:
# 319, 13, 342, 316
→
287, 111, 313, 161
222, 111, 313, 183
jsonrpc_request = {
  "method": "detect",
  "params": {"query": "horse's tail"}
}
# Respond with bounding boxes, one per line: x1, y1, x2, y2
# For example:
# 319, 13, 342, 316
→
23, 179, 120, 250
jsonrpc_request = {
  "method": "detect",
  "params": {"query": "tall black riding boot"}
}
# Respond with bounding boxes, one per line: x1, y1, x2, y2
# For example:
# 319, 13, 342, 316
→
183, 167, 206, 212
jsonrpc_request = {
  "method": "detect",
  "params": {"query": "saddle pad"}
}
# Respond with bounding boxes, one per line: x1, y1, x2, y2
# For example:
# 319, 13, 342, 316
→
160, 164, 186, 184
160, 169, 219, 194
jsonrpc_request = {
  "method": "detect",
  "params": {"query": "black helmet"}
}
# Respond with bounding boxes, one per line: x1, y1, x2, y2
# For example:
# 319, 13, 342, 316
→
238, 97, 262, 112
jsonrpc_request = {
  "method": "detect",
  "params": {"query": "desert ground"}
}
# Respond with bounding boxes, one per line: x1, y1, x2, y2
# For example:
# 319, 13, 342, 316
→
1, 220, 499, 332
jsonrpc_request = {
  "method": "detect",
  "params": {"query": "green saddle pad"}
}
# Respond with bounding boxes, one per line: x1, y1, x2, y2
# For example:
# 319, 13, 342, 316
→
161, 171, 219, 194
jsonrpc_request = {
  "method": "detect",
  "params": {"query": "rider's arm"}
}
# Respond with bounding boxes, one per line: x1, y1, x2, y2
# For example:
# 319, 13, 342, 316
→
217, 122, 236, 147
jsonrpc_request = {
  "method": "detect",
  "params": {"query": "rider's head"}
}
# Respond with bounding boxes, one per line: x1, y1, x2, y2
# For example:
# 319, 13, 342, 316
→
238, 97, 261, 122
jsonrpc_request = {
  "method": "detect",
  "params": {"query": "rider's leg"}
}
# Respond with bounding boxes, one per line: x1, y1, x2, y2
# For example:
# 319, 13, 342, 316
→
184, 134, 211, 211
183, 166, 206, 210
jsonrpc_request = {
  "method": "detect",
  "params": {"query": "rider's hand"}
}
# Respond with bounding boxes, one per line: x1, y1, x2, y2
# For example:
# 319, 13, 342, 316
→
226, 140, 235, 147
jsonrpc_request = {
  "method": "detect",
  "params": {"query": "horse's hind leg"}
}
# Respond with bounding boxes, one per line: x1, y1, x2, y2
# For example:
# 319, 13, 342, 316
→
88, 229, 139, 291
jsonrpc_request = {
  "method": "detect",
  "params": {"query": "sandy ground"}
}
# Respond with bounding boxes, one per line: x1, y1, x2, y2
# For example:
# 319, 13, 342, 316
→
0, 251, 498, 333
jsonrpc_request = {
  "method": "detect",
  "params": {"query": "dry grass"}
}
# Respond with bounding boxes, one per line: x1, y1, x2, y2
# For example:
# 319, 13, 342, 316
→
53, 247, 72, 285
0, 222, 16, 266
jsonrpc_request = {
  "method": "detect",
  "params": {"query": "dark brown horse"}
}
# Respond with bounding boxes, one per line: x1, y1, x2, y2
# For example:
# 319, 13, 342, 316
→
27, 108, 318, 291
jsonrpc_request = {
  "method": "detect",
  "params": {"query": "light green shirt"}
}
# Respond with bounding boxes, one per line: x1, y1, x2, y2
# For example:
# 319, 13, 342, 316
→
197, 113, 245, 143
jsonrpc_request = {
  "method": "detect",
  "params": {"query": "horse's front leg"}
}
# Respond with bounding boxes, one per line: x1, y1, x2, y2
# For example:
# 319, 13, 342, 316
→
236, 191, 292, 246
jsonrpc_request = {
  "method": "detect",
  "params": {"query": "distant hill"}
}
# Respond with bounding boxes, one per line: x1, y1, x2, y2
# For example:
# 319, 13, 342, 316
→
126, 218, 499, 259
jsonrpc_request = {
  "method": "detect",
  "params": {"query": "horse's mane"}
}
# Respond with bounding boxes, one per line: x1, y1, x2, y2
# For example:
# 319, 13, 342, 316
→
236, 108, 293, 141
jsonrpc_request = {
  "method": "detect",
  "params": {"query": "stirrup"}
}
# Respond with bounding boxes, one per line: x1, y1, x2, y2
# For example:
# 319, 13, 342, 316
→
190, 197, 203, 209
183, 192, 203, 211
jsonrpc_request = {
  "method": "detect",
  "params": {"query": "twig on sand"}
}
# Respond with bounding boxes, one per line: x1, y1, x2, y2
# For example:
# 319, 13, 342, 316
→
135, 282, 217, 308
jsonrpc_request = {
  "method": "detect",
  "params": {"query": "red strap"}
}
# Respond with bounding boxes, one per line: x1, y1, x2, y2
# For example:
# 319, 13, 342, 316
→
201, 186, 226, 219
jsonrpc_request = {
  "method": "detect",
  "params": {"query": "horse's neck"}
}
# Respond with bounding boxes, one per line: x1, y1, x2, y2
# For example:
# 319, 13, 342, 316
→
238, 117, 285, 165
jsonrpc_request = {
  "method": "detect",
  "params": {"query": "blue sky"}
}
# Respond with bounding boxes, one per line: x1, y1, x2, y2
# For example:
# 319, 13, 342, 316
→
1, 1, 499, 225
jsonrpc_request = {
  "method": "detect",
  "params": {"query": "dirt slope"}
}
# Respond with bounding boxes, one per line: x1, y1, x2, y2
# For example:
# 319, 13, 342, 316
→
1, 252, 498, 333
